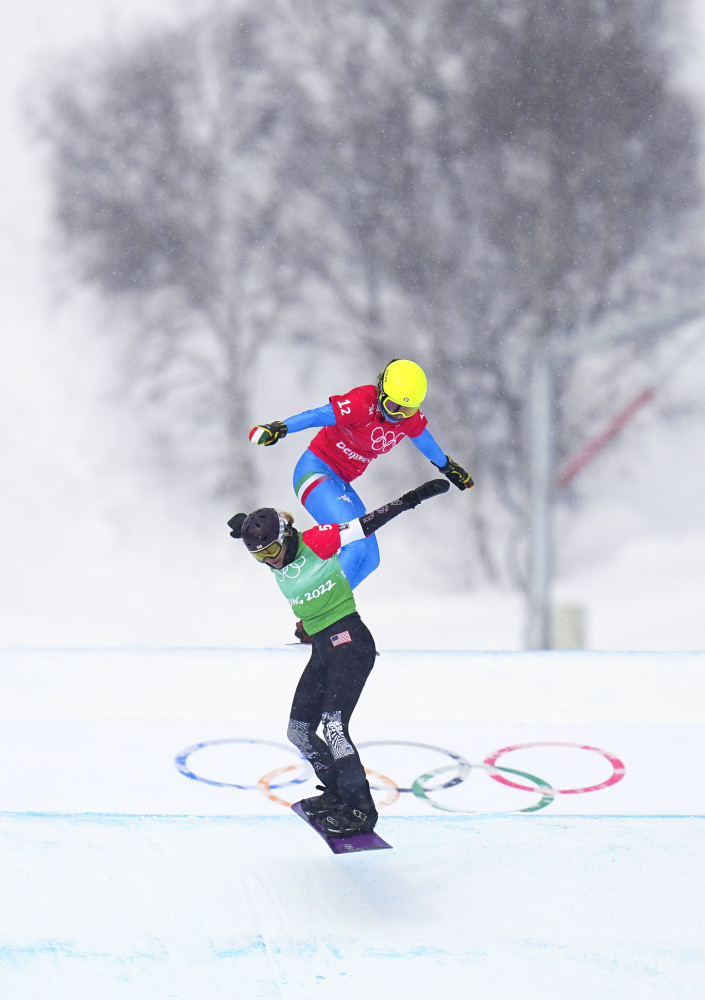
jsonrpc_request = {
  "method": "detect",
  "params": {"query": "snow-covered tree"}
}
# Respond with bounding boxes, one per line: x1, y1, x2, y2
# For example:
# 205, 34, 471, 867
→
34, 0, 703, 582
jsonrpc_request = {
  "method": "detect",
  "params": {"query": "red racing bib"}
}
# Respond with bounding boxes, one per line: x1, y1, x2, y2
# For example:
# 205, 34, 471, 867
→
308, 384, 427, 481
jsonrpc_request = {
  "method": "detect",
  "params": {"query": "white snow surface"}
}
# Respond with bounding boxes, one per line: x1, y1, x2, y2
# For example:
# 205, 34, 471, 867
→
1, 646, 704, 998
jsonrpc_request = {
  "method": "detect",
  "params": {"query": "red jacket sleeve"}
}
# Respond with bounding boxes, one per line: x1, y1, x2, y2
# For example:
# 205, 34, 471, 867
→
302, 524, 342, 559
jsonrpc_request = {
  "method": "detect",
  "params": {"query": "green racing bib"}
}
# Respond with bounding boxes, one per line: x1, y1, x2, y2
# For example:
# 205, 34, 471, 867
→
270, 539, 356, 635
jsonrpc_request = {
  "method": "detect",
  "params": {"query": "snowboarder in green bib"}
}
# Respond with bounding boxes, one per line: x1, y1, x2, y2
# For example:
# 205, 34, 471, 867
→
227, 478, 450, 838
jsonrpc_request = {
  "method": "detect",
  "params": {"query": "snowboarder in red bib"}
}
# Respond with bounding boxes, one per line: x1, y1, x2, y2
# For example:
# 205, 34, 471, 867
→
249, 359, 473, 603
227, 478, 450, 839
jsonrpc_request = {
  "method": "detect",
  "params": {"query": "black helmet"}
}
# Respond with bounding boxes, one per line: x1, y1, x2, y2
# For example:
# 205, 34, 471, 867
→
241, 507, 298, 563
241, 508, 284, 553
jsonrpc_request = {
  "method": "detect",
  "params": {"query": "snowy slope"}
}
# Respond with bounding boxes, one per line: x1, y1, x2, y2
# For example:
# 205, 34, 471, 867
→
1, 646, 704, 999
2, 812, 702, 1000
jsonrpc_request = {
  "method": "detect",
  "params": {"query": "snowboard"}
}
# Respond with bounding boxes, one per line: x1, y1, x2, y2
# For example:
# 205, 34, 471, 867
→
291, 801, 392, 854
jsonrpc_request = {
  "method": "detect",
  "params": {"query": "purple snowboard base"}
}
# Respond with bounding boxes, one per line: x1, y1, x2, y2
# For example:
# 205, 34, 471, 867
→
291, 801, 392, 854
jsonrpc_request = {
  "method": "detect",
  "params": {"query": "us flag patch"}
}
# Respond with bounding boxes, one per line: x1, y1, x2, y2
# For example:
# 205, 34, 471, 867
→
330, 630, 352, 647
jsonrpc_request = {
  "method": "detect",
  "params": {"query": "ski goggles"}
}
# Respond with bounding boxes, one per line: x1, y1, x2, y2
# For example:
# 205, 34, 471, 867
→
380, 394, 419, 420
251, 540, 283, 562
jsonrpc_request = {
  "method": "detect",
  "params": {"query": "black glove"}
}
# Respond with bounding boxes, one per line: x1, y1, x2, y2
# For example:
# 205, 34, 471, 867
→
360, 480, 450, 536
400, 479, 451, 509
227, 513, 247, 539
435, 455, 474, 491
250, 421, 288, 446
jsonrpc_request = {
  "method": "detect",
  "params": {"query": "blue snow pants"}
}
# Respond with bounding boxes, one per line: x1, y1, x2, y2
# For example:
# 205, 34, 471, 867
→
292, 450, 380, 589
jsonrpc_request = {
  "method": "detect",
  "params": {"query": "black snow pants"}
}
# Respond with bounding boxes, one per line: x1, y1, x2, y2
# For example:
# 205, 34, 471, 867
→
286, 612, 376, 808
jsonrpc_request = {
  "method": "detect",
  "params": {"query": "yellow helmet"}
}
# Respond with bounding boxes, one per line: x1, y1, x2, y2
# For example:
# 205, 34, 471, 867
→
377, 359, 427, 420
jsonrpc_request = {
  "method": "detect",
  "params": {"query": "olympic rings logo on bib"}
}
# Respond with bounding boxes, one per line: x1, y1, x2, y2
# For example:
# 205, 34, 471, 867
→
273, 556, 306, 581
175, 739, 625, 815
370, 427, 405, 452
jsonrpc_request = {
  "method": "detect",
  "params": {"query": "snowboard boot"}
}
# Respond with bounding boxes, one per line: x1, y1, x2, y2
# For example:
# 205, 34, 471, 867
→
294, 620, 313, 644
299, 784, 343, 820
321, 801, 379, 838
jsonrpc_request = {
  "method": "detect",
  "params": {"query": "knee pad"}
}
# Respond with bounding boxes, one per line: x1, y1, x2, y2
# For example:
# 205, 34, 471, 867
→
322, 710, 355, 760
287, 718, 315, 754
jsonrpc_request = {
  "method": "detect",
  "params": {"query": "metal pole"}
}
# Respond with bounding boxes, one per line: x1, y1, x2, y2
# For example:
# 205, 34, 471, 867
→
526, 343, 554, 650
523, 294, 705, 650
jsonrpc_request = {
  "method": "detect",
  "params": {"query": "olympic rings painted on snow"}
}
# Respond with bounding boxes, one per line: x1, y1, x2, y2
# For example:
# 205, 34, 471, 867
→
174, 738, 309, 790
258, 765, 401, 809
174, 737, 626, 813
358, 740, 472, 793
365, 770, 402, 808
258, 764, 308, 808
483, 742, 626, 795
412, 763, 556, 814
